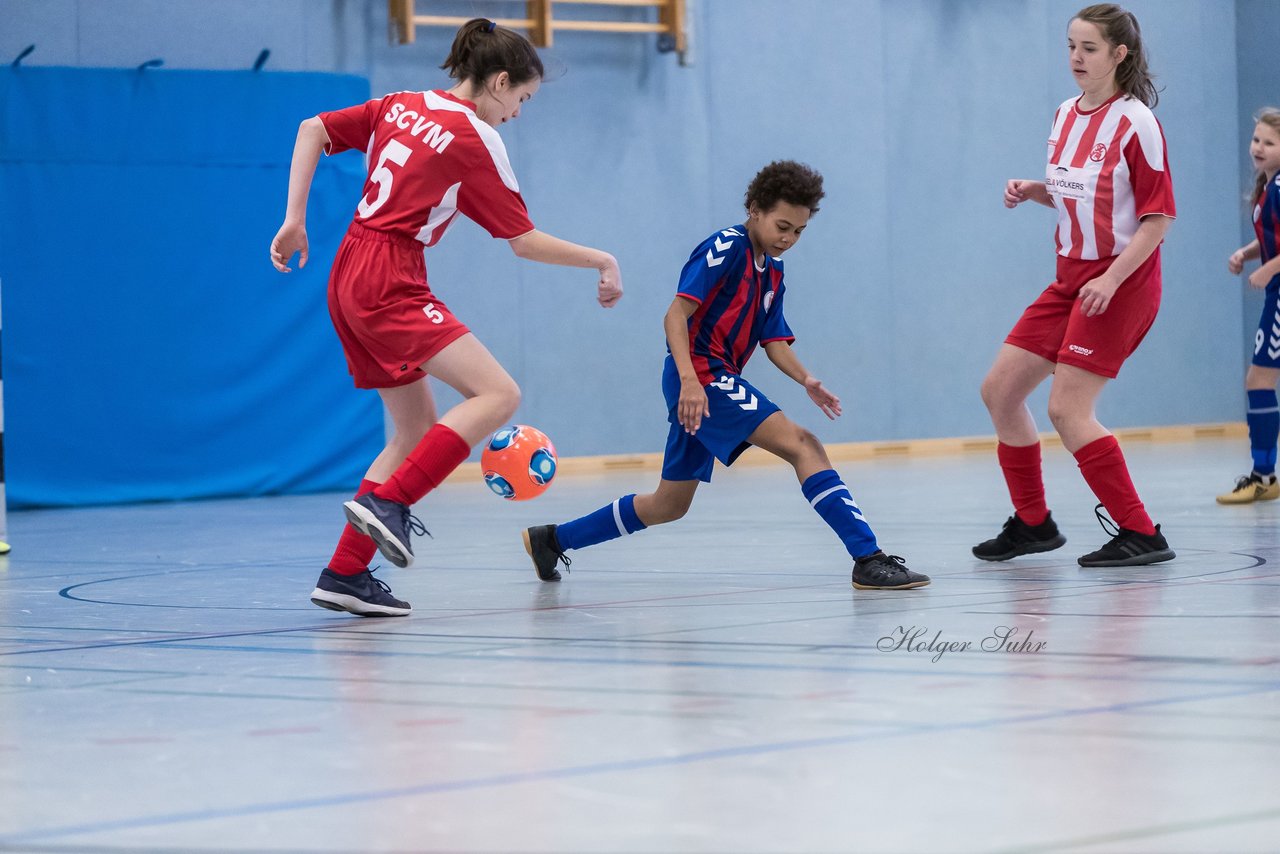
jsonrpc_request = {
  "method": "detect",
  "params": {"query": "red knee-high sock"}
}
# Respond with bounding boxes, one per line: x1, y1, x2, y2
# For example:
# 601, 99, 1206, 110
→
375, 423, 471, 506
1073, 435, 1156, 535
997, 441, 1049, 526
328, 478, 381, 575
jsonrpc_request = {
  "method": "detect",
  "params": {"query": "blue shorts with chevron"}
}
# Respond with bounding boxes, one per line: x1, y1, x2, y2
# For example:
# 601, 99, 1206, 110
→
1253, 287, 1280, 368
660, 362, 779, 482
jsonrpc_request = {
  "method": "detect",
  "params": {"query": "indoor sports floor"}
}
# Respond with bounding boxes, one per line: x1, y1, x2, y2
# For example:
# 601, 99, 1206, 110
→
1, 438, 1277, 853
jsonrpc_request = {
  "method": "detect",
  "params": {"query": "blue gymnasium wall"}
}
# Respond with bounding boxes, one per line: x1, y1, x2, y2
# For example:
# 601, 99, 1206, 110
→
0, 0, 1249, 503
0, 67, 381, 506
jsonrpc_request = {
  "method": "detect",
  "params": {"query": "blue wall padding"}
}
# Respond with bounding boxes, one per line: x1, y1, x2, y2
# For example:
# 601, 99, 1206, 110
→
0, 67, 381, 507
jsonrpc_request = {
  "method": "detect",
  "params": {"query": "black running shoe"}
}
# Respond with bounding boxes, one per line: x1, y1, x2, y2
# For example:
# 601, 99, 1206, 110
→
310, 568, 411, 617
851, 552, 930, 590
523, 524, 571, 582
972, 512, 1066, 561
343, 493, 429, 569
1077, 504, 1175, 567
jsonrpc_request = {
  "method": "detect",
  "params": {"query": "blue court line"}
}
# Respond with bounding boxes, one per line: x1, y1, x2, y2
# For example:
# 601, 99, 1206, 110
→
2, 682, 1277, 845
967, 610, 1280, 618
92, 686, 751, 720
311, 627, 1270, 666
0, 625, 198, 635
996, 806, 1280, 853
0, 622, 361, 658
4, 622, 1259, 667
0, 673, 191, 696
6, 623, 1276, 689
87, 644, 1280, 691
611, 558, 1272, 642
4, 555, 1269, 659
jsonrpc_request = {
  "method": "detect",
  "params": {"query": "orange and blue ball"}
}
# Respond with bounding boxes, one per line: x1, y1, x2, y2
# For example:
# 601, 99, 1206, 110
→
481, 425, 558, 501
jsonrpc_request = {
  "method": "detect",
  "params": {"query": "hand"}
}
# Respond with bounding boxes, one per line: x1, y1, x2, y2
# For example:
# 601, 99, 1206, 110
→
1078, 273, 1121, 317
270, 221, 308, 273
597, 258, 623, 308
1228, 250, 1245, 276
1004, 179, 1037, 209
804, 376, 842, 420
1249, 266, 1274, 289
677, 378, 710, 434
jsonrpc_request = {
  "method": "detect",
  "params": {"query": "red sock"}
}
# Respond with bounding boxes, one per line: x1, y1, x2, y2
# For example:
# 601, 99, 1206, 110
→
997, 441, 1049, 526
1073, 435, 1156, 535
375, 423, 471, 506
327, 479, 380, 576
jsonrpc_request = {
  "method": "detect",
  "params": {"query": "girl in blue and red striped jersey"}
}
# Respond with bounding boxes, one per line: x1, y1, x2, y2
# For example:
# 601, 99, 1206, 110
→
521, 161, 929, 591
270, 18, 623, 617
1217, 108, 1280, 505
974, 4, 1177, 568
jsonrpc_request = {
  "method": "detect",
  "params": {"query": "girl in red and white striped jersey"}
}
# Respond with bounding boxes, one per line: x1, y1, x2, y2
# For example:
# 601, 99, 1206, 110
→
974, 4, 1176, 568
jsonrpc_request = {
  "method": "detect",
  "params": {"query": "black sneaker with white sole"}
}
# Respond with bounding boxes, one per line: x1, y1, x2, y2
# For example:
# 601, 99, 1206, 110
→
523, 524, 571, 582
851, 552, 931, 590
310, 568, 411, 617
1077, 504, 1175, 567
343, 492, 429, 569
972, 512, 1066, 561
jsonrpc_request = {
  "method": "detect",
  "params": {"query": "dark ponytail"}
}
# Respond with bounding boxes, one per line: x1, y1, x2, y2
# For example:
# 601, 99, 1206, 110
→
440, 18, 544, 87
1074, 4, 1158, 108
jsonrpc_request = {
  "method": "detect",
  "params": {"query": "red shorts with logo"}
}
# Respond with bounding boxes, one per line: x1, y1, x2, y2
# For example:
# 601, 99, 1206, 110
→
1005, 250, 1161, 379
327, 222, 470, 389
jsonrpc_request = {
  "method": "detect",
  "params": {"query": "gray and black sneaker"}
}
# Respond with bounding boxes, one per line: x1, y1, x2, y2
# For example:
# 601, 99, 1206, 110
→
343, 492, 429, 569
972, 512, 1066, 561
1077, 504, 1175, 567
310, 568, 411, 617
523, 524, 571, 582
851, 552, 930, 590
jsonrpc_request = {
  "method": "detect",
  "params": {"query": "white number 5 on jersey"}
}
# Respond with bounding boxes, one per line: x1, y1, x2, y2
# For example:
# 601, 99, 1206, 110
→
358, 139, 413, 219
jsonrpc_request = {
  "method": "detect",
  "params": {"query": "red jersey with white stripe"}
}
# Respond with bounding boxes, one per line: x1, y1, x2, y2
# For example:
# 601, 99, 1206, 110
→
317, 90, 534, 246
1044, 92, 1175, 260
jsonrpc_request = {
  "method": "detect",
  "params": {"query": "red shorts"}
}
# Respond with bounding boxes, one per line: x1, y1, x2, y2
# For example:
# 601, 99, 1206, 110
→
327, 222, 470, 389
1005, 251, 1162, 379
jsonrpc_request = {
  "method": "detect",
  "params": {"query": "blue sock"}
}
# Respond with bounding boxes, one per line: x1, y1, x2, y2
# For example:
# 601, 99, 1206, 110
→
1247, 389, 1279, 476
801, 470, 879, 559
556, 493, 648, 551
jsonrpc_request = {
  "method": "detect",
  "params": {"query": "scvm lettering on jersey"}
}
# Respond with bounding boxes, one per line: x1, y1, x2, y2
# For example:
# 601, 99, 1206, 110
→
384, 103, 455, 154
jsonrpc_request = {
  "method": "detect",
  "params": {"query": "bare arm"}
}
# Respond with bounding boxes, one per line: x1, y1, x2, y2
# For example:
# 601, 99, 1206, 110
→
1248, 254, 1280, 289
664, 297, 709, 434
1230, 239, 1262, 275
764, 341, 841, 420
508, 230, 623, 308
764, 340, 809, 385
1078, 214, 1173, 316
270, 117, 330, 272
1005, 179, 1054, 209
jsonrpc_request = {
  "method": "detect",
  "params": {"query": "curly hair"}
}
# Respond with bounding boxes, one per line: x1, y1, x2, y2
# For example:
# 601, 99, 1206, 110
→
744, 161, 825, 215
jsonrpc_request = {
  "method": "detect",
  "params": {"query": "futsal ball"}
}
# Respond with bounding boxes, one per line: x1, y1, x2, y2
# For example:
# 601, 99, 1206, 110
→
481, 425, 558, 501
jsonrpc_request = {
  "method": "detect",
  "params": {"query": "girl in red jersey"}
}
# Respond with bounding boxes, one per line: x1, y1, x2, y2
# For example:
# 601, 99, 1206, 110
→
270, 18, 623, 616
974, 4, 1176, 567
1216, 108, 1280, 505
